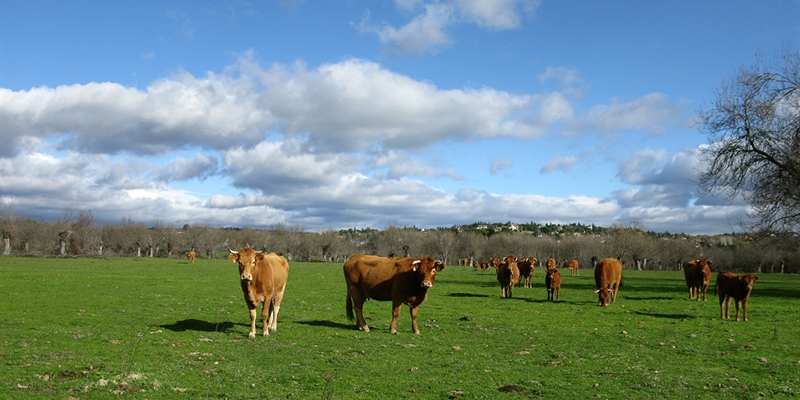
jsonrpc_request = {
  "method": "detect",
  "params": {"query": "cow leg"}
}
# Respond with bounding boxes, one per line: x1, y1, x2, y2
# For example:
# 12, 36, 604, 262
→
724, 296, 733, 319
409, 306, 420, 335
354, 296, 369, 332
268, 290, 285, 332
742, 298, 749, 321
734, 299, 741, 321
248, 307, 258, 339
390, 300, 403, 334
556, 287, 560, 300
260, 303, 270, 336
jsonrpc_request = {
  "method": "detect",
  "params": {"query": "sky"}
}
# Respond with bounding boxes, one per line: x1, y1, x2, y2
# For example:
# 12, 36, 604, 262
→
1, 0, 798, 235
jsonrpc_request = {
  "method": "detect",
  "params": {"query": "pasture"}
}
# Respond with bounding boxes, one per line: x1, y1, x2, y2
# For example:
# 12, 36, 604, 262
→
1, 256, 798, 399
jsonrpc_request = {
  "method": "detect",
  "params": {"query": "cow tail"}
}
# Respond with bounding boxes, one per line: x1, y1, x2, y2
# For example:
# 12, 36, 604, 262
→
346, 292, 355, 322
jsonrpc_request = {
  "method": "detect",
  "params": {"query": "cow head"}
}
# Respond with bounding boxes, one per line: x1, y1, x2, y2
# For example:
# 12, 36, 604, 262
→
740, 274, 758, 291
228, 247, 263, 282
594, 287, 613, 306
412, 256, 445, 288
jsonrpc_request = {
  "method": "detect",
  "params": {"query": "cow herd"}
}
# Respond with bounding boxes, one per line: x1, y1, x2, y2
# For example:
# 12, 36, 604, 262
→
224, 248, 759, 337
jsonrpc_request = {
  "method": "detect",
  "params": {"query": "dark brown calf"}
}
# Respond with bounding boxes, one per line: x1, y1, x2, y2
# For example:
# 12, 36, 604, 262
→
715, 271, 758, 321
545, 268, 561, 301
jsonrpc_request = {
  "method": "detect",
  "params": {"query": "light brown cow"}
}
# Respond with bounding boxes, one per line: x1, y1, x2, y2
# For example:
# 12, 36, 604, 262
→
545, 268, 561, 301
496, 255, 520, 298
186, 251, 196, 263
563, 259, 579, 276
683, 258, 712, 300
343, 254, 444, 334
517, 257, 537, 288
228, 248, 290, 338
545, 258, 557, 270
593, 258, 622, 306
715, 271, 758, 321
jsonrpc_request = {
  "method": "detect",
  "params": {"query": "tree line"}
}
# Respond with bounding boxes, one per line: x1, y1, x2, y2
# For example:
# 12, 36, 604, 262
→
1, 206, 797, 274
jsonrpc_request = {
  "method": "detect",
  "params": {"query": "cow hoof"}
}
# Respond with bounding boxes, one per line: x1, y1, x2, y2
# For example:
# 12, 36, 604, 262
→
262, 332, 270, 337
413, 331, 420, 335
248, 333, 256, 339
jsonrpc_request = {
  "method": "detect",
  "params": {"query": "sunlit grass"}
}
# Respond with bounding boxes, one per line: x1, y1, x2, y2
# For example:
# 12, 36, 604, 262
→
1, 257, 798, 399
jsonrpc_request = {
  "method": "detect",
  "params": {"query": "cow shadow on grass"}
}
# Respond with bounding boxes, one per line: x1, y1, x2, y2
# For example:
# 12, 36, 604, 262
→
296, 320, 353, 331
634, 311, 696, 320
448, 292, 491, 298
160, 319, 239, 333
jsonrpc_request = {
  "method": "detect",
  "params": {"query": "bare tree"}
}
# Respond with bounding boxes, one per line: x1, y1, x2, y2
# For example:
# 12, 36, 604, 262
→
0, 203, 17, 255
697, 49, 800, 235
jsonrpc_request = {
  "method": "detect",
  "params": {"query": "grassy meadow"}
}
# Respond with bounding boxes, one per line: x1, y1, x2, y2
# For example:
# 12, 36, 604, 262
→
1, 256, 799, 399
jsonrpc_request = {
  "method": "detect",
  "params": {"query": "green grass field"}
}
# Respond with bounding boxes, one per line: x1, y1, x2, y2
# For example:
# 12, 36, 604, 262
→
1, 257, 799, 399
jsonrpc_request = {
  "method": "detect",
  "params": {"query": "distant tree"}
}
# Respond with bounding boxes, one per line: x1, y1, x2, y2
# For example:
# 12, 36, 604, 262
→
697, 49, 800, 235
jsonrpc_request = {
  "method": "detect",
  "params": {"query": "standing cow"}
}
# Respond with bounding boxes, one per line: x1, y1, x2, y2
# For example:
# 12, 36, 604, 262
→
545, 258, 557, 270
343, 254, 444, 334
563, 259, 579, 276
495, 255, 520, 298
715, 271, 758, 321
186, 250, 196, 263
545, 268, 561, 301
517, 257, 537, 288
593, 258, 622, 306
683, 258, 712, 300
228, 248, 289, 338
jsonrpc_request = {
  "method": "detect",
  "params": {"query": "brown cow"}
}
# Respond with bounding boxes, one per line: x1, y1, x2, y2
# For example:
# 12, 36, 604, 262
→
545, 258, 557, 270
495, 255, 520, 298
344, 254, 444, 334
517, 257, 537, 288
186, 251, 196, 263
715, 271, 758, 321
683, 258, 712, 300
593, 258, 622, 306
228, 248, 290, 338
563, 259, 579, 276
545, 268, 561, 301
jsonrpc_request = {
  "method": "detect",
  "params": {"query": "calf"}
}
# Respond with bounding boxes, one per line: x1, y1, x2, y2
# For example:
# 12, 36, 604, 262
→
545, 268, 561, 301
186, 251, 196, 263
563, 259, 579, 276
715, 271, 758, 321
228, 248, 290, 338
593, 258, 622, 306
343, 254, 444, 334
683, 258, 712, 300
517, 257, 537, 288
545, 258, 557, 270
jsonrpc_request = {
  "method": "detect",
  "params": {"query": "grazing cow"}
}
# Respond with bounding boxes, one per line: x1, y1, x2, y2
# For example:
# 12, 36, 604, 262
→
495, 255, 520, 298
517, 257, 537, 288
228, 248, 290, 338
480, 261, 491, 272
461, 257, 469, 267
186, 251, 196, 263
545, 268, 561, 301
545, 258, 557, 270
683, 258, 712, 301
593, 258, 622, 306
715, 271, 758, 321
343, 254, 444, 334
563, 259, 579, 276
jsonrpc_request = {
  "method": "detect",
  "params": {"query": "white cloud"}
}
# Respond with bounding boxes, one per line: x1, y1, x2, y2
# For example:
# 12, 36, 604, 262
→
579, 93, 685, 135
490, 157, 514, 174
540, 156, 578, 174
359, 0, 540, 54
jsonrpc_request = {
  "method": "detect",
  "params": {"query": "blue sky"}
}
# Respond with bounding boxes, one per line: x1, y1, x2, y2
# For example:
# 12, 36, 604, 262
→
1, 0, 798, 234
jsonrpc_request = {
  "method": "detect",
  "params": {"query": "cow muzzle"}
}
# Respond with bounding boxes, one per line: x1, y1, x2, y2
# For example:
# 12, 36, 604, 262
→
421, 280, 433, 288
241, 273, 253, 281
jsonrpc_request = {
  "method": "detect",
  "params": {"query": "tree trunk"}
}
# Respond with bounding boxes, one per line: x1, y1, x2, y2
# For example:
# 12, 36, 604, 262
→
60, 240, 67, 256
3, 238, 10, 255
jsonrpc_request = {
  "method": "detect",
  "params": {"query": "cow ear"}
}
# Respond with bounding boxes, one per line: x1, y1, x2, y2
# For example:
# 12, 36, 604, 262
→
228, 253, 238, 263
708, 260, 712, 265
435, 261, 445, 271
255, 253, 266, 262
753, 276, 758, 281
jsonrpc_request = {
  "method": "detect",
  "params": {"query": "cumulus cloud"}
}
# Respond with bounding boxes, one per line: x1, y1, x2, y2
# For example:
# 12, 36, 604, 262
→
151, 153, 219, 182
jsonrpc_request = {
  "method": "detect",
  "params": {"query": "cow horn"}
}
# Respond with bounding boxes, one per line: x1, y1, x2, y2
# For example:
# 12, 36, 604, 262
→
228, 247, 238, 254
412, 260, 421, 265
